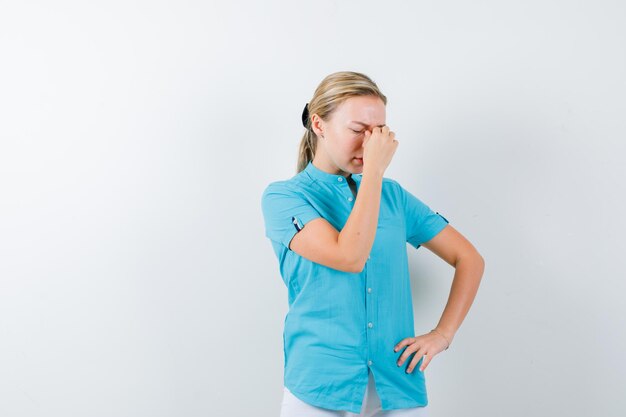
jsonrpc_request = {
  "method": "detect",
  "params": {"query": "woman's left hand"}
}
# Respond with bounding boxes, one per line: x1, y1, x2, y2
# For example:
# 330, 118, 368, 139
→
393, 330, 450, 373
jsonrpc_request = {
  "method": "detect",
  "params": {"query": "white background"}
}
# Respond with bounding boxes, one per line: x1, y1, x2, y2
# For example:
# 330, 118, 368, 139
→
1, 1, 624, 416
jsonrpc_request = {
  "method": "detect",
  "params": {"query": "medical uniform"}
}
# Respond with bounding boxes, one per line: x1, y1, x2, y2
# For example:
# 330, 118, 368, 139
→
261, 161, 449, 415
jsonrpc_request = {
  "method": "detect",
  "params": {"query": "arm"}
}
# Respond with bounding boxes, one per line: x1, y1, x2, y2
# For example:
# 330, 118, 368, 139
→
289, 169, 384, 273
421, 224, 485, 346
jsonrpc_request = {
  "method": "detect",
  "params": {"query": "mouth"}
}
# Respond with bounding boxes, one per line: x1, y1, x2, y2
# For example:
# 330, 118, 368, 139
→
353, 157, 363, 163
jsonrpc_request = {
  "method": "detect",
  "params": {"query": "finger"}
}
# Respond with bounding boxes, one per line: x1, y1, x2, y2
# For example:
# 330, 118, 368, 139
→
406, 349, 426, 374
397, 343, 418, 366
393, 337, 413, 353
419, 353, 432, 372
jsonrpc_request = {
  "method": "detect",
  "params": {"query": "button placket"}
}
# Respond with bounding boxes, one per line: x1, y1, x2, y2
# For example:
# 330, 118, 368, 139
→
365, 255, 375, 369
337, 176, 357, 203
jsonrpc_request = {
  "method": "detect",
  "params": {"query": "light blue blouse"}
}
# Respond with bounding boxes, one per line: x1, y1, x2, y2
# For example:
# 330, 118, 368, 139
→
261, 160, 450, 413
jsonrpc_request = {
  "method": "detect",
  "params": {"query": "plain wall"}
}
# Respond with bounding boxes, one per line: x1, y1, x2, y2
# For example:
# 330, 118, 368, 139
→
1, 1, 624, 416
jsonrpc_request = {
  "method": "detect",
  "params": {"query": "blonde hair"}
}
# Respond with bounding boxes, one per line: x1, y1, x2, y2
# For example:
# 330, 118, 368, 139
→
297, 71, 387, 173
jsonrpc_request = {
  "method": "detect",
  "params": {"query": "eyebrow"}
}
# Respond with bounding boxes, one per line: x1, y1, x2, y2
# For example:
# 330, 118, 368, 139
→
350, 121, 386, 127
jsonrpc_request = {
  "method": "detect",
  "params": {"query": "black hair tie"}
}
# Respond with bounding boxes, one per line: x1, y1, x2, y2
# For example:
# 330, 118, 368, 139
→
301, 103, 310, 129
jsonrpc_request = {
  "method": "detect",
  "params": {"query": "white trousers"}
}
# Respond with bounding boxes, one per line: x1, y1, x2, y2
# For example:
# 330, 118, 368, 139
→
279, 369, 429, 417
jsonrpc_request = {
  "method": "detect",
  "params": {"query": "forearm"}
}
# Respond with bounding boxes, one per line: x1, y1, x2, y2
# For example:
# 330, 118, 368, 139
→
434, 254, 485, 345
338, 168, 383, 271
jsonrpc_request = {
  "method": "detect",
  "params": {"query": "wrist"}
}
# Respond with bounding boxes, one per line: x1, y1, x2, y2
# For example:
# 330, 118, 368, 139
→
430, 328, 453, 350
362, 167, 384, 180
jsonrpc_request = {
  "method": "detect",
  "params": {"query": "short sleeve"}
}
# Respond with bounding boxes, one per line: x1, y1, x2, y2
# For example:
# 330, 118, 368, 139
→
397, 182, 450, 250
261, 182, 323, 250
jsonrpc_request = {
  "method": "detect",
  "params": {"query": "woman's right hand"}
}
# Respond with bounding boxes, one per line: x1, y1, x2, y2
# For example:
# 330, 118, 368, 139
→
362, 126, 398, 176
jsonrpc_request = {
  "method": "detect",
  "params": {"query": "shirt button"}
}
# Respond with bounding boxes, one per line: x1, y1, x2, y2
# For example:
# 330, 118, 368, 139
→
337, 177, 343, 182
348, 196, 353, 201
368, 322, 373, 328
367, 288, 372, 293
368, 360, 373, 366
368, 255, 371, 259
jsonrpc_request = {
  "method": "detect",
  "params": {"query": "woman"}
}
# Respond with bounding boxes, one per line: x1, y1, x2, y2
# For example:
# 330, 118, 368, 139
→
261, 71, 485, 417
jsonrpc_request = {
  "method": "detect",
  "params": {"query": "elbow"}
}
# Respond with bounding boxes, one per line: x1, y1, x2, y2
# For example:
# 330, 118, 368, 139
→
471, 253, 486, 277
351, 262, 365, 274
346, 255, 366, 274
454, 251, 485, 270
476, 252, 485, 268
337, 240, 365, 273
348, 263, 365, 274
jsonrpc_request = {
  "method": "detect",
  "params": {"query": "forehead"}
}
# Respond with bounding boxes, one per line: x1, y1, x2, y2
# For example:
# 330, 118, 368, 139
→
334, 96, 386, 126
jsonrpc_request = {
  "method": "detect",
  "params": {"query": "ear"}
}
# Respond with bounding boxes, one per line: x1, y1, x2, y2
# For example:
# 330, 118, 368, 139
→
310, 113, 324, 138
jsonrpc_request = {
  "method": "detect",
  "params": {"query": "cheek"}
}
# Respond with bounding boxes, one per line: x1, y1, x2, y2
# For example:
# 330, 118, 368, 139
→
332, 136, 351, 151
330, 133, 361, 157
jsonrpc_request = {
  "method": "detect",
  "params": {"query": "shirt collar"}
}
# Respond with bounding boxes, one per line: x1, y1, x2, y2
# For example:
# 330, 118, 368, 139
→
303, 161, 362, 184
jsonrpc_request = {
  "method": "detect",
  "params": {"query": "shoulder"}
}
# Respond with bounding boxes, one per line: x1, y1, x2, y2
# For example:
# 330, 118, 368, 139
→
262, 176, 307, 198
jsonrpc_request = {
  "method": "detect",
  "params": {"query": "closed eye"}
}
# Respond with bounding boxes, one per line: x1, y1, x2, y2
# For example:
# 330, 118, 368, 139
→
351, 129, 364, 134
